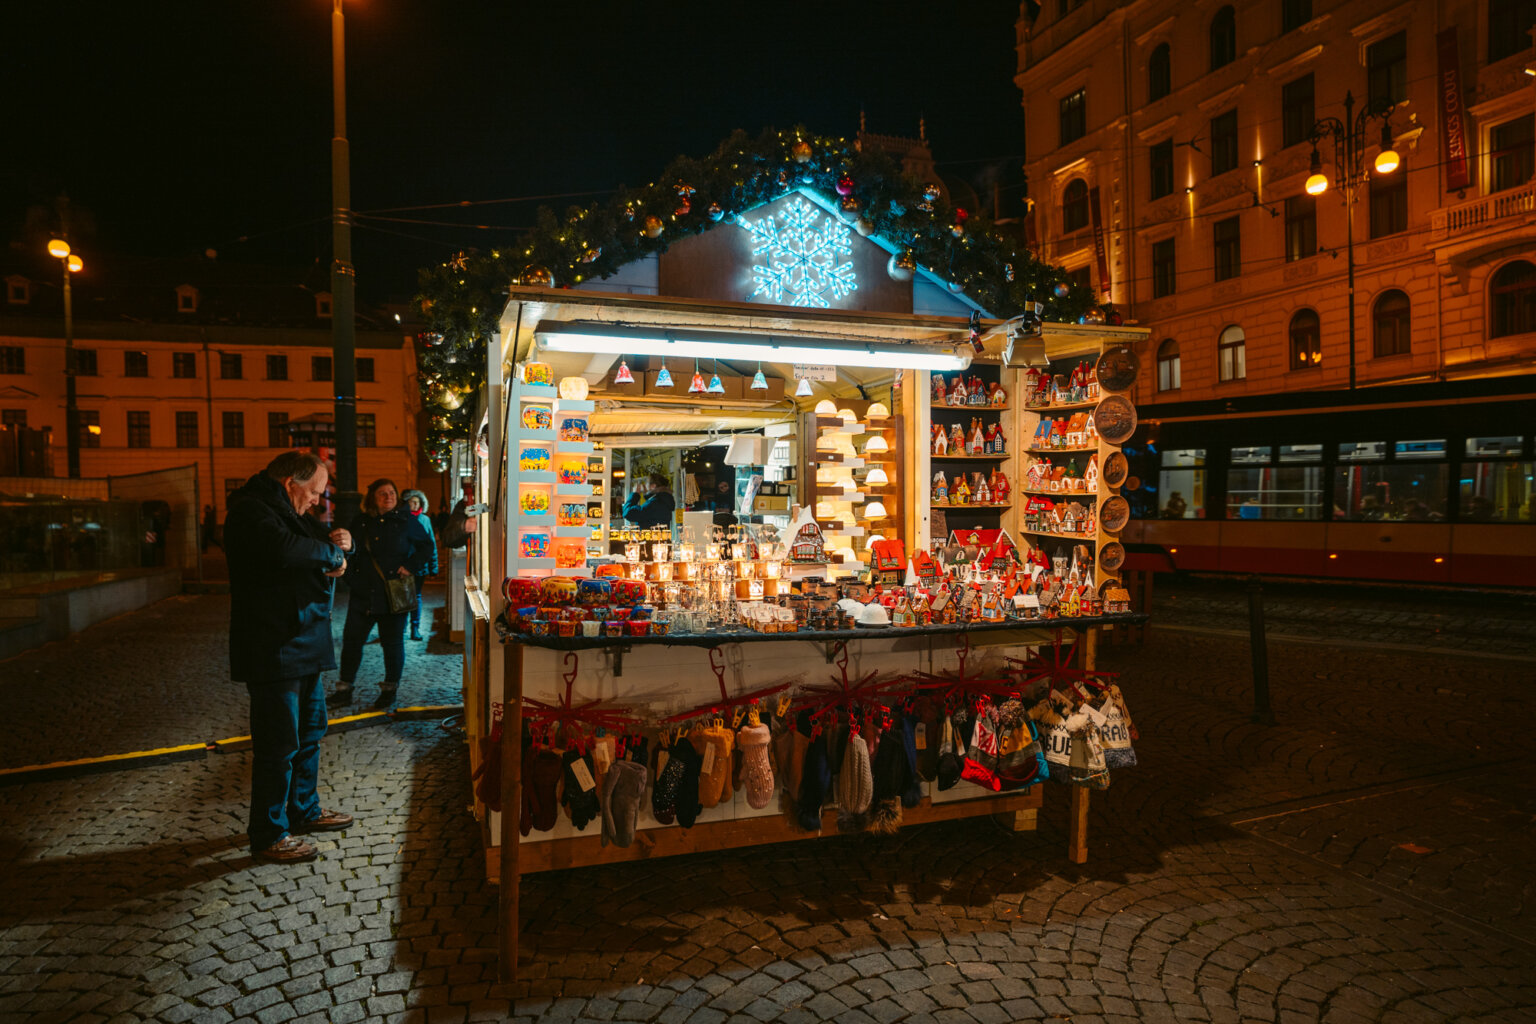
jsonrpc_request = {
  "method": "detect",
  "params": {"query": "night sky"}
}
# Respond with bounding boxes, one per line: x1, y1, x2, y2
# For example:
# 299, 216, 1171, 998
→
4, 0, 1028, 300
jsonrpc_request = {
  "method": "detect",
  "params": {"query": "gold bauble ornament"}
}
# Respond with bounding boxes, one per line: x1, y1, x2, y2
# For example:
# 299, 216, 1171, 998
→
790, 140, 813, 163
643, 215, 664, 238
522, 266, 554, 288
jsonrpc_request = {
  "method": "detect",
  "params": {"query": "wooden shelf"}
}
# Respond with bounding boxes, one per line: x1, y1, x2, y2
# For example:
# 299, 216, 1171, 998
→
1027, 446, 1099, 455
931, 452, 1011, 461
1020, 489, 1097, 498
932, 403, 1010, 413
932, 503, 1013, 511
1025, 399, 1096, 412
1022, 529, 1097, 542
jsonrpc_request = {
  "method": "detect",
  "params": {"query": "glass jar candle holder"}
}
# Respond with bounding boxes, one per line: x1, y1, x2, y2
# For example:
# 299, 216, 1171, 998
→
625, 543, 642, 563
652, 542, 669, 562
627, 562, 646, 581
677, 543, 696, 563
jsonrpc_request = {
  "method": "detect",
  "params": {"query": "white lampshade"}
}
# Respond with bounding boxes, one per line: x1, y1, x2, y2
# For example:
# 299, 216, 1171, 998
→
814, 399, 838, 415
835, 436, 857, 457
865, 501, 888, 519
866, 467, 889, 486
796, 377, 815, 397
558, 376, 589, 400
816, 466, 837, 484
864, 435, 890, 454
837, 408, 858, 424
815, 434, 837, 452
866, 402, 890, 419
815, 501, 836, 518
836, 474, 856, 492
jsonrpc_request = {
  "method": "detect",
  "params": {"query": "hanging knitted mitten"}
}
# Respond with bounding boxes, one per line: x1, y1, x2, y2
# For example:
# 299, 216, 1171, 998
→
673, 734, 705, 828
738, 721, 775, 810
651, 737, 685, 825
935, 717, 964, 791
692, 721, 735, 808
899, 711, 923, 808
600, 759, 649, 848
960, 708, 1003, 792
869, 721, 909, 835
560, 748, 601, 830
796, 729, 832, 832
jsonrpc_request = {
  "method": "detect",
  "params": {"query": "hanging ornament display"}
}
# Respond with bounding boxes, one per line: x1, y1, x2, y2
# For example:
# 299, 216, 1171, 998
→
1005, 263, 1015, 283
613, 359, 635, 385
794, 376, 814, 398
835, 173, 855, 196
1054, 281, 1070, 299
854, 217, 874, 237
707, 371, 725, 394
751, 368, 769, 390
790, 139, 813, 163
840, 196, 861, 219
1078, 307, 1107, 325
579, 247, 601, 263
434, 385, 464, 410
643, 215, 665, 238
522, 266, 554, 288
948, 280, 967, 294
623, 203, 636, 222
707, 202, 724, 222
688, 362, 707, 393
654, 362, 674, 388
674, 182, 696, 216
776, 169, 790, 189
950, 207, 968, 238
917, 183, 941, 213
887, 250, 917, 282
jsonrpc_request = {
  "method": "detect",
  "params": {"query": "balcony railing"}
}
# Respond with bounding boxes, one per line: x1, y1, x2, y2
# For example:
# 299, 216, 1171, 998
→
1431, 181, 1536, 240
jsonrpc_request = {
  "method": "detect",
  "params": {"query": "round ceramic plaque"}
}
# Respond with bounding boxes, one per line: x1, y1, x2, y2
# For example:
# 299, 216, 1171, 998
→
1099, 541, 1126, 571
1094, 394, 1138, 445
1097, 575, 1121, 599
1102, 450, 1129, 488
1095, 345, 1139, 393
1099, 495, 1130, 534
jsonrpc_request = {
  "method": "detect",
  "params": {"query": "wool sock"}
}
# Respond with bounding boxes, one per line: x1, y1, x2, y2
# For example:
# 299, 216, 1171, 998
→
738, 722, 774, 810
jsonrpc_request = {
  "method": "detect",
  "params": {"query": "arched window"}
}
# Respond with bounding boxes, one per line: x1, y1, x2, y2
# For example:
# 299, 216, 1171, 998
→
1210, 6, 1237, 70
1149, 43, 1171, 102
1372, 290, 1411, 356
1157, 339, 1181, 391
1217, 324, 1246, 381
1062, 178, 1090, 233
1491, 260, 1536, 337
1289, 309, 1321, 369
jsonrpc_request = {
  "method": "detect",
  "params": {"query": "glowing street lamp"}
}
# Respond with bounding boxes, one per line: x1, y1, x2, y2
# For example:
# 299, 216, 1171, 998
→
46, 236, 85, 478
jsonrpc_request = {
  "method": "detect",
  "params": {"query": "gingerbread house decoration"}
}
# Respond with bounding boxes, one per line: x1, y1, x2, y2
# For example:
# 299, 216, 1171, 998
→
789, 506, 826, 563
1084, 412, 1098, 443
1104, 586, 1131, 614
1085, 453, 1100, 493
946, 527, 1019, 573
1066, 412, 1089, 448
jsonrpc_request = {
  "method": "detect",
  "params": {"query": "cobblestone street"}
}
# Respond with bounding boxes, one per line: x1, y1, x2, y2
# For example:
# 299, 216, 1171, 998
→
1, 585, 1533, 1024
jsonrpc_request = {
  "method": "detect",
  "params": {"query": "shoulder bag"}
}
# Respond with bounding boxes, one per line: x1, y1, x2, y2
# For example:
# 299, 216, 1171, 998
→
365, 528, 417, 615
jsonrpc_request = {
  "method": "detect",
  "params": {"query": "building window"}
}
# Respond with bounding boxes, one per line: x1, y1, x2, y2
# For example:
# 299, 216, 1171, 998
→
267, 411, 289, 448
6, 279, 29, 304
173, 352, 197, 379
69, 348, 98, 377
1373, 290, 1411, 357
1281, 74, 1314, 149
79, 410, 100, 449
1152, 239, 1176, 298
1066, 265, 1092, 292
1217, 325, 1246, 381
1059, 88, 1087, 146
1230, 446, 1325, 520
1148, 43, 1171, 102
316, 293, 333, 318
1158, 449, 1206, 518
0, 347, 23, 374
1062, 178, 1090, 232
1490, 114, 1535, 193
177, 291, 197, 312
1489, 0, 1536, 61
1149, 139, 1174, 199
356, 357, 375, 383
1209, 6, 1236, 70
357, 413, 377, 448
127, 411, 151, 448
312, 355, 332, 381
222, 410, 245, 448
1157, 339, 1181, 391
2, 410, 26, 426
266, 354, 288, 381
1491, 260, 1536, 336
219, 352, 242, 379
1213, 216, 1241, 280
1284, 194, 1317, 262
1334, 462, 1448, 520
1367, 31, 1407, 107
1369, 170, 1408, 237
124, 351, 149, 377
1289, 309, 1321, 368
1462, 460, 1534, 520
1282, 0, 1312, 33
175, 411, 199, 449
1210, 110, 1239, 176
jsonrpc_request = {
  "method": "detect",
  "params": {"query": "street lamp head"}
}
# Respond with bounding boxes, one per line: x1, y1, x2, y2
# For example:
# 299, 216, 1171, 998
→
66, 255, 84, 273
1305, 148, 1328, 195
1373, 123, 1400, 174
47, 239, 71, 259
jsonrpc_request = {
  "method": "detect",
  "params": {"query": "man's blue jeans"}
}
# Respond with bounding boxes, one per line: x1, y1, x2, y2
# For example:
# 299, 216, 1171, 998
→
246, 674, 327, 852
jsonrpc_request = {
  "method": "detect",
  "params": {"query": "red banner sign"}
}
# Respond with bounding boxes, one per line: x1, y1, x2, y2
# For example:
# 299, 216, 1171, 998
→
1088, 186, 1111, 297
1438, 27, 1472, 192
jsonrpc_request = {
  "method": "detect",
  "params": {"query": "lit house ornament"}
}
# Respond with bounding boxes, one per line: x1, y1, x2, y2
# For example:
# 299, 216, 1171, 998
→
741, 198, 857, 308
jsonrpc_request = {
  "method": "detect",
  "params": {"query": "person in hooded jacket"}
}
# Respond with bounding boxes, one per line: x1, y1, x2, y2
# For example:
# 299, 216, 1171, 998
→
401, 489, 439, 641
332, 478, 434, 709
224, 451, 355, 864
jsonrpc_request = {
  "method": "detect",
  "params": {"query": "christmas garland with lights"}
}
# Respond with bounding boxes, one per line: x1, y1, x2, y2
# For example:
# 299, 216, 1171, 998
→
414, 126, 1095, 468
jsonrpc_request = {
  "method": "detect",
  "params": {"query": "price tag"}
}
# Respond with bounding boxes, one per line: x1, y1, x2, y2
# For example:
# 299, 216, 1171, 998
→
701, 742, 717, 777
570, 758, 596, 792
592, 742, 613, 775
914, 722, 927, 750
1084, 703, 1108, 729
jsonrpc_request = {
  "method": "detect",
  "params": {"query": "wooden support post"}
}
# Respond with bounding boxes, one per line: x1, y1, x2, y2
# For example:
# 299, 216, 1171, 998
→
498, 643, 523, 983
1066, 626, 1098, 864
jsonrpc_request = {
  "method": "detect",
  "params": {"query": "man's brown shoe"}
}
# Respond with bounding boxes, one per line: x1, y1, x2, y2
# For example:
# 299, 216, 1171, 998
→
295, 809, 353, 833
255, 836, 317, 863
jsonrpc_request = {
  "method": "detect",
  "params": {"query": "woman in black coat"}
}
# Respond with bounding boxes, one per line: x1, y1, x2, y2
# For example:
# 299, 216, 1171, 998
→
332, 478, 434, 709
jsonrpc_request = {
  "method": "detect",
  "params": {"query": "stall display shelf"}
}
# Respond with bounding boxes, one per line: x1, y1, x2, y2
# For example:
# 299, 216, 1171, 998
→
1021, 489, 1096, 498
518, 384, 557, 401
518, 428, 557, 442
517, 470, 557, 484
1025, 399, 1096, 412
1021, 527, 1096, 541
933, 453, 1010, 461
555, 483, 593, 497
556, 440, 595, 455
933, 503, 1013, 511
1028, 446, 1099, 455
932, 403, 1010, 412
552, 525, 590, 538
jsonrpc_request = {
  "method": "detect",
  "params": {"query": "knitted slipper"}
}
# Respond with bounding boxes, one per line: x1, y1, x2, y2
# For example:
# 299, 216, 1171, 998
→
737, 722, 774, 810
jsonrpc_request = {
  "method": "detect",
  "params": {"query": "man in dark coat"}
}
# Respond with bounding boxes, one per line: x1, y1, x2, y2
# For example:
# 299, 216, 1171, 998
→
224, 451, 355, 864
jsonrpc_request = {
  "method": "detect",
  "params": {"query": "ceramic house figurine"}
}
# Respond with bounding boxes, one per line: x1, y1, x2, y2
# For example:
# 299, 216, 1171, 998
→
1085, 454, 1100, 493
990, 381, 1008, 407
1086, 363, 1100, 401
952, 474, 971, 505
992, 423, 1007, 455
1085, 412, 1098, 444
789, 506, 827, 563
1032, 418, 1053, 450
932, 423, 949, 455
1048, 377, 1064, 406
950, 422, 967, 453
1025, 459, 1048, 491
949, 376, 967, 406
933, 374, 947, 404
1023, 367, 1041, 404
974, 474, 992, 505
932, 471, 949, 504
991, 470, 1011, 504
1066, 413, 1089, 448
968, 420, 986, 455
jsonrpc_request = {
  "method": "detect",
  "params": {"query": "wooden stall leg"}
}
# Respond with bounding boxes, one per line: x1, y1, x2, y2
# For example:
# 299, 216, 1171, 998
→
1001, 808, 1039, 832
1068, 785, 1090, 863
498, 644, 523, 984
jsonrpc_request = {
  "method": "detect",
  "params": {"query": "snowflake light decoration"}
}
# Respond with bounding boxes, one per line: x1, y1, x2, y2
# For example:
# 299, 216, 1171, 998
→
741, 198, 858, 308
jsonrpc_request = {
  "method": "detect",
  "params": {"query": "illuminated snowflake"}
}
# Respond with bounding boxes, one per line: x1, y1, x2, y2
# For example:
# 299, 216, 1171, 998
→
741, 198, 857, 308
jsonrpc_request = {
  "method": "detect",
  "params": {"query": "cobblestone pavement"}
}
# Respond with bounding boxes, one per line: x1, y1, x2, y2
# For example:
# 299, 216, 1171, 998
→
2, 593, 1535, 1024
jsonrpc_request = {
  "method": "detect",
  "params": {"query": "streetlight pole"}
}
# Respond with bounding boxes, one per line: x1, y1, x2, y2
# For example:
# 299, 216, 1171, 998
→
1307, 91, 1399, 391
330, 0, 359, 524
46, 230, 84, 478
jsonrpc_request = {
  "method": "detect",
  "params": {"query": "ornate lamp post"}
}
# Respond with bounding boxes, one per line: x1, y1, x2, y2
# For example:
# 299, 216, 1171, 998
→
46, 238, 85, 478
1306, 91, 1400, 391
329, 0, 359, 525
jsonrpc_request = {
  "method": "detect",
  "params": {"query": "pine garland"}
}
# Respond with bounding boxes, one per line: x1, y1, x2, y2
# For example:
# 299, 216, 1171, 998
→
414, 126, 1093, 467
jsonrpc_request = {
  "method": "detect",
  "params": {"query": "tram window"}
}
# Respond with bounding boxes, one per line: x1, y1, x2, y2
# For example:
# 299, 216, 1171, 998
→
1395, 439, 1446, 460
1333, 464, 1449, 521
1158, 449, 1206, 518
1460, 462, 1534, 521
1230, 446, 1271, 464
1338, 441, 1385, 461
1278, 444, 1322, 463
1228, 466, 1324, 520
1466, 436, 1524, 457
